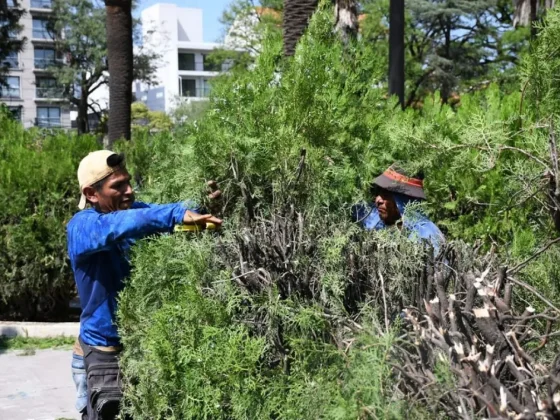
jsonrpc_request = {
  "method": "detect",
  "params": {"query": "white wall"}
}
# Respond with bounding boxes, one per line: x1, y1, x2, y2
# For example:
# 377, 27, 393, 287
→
140, 3, 222, 114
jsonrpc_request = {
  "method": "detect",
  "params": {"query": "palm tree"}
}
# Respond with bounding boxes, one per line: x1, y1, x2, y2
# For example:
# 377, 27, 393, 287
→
283, 0, 318, 57
104, 0, 133, 145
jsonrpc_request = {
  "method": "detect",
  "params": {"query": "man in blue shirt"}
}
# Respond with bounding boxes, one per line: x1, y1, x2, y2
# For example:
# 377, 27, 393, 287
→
68, 150, 221, 419
352, 164, 444, 251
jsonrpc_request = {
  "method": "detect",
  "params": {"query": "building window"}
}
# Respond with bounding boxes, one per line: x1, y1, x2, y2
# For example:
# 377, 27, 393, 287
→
7, 106, 22, 121
33, 18, 53, 40
0, 19, 18, 38
178, 53, 195, 71
180, 78, 196, 97
36, 107, 61, 127
202, 79, 211, 97
0, 76, 20, 98
31, 0, 53, 8
36, 77, 63, 98
3, 51, 19, 69
203, 55, 220, 72
34, 47, 59, 68
7, 0, 16, 7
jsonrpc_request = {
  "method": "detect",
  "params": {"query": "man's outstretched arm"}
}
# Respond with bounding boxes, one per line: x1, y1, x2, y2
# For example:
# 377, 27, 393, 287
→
67, 203, 213, 259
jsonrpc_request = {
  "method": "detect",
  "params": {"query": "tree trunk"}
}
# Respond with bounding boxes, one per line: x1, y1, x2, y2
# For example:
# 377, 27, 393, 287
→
440, 17, 452, 104
388, 0, 405, 109
76, 92, 89, 134
513, 0, 531, 26
105, 0, 133, 146
513, 0, 539, 29
283, 0, 319, 57
530, 0, 538, 37
513, 0, 555, 37
334, 0, 358, 43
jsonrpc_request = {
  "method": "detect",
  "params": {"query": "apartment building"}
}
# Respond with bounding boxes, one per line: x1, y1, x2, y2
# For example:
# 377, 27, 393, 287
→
135, 3, 222, 113
1, 0, 70, 128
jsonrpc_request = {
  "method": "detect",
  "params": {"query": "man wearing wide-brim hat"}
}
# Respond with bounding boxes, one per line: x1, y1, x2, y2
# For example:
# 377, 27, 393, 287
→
352, 164, 444, 251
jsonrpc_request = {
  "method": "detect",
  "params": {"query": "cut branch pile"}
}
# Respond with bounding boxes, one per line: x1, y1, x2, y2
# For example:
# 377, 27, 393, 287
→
393, 246, 560, 419
215, 204, 560, 418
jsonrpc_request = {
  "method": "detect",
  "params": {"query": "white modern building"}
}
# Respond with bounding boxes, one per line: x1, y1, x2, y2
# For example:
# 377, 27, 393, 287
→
1, 0, 71, 128
135, 3, 223, 114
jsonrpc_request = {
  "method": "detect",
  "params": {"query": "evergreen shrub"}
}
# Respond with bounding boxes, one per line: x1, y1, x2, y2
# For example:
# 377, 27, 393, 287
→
0, 112, 98, 320
118, 3, 560, 418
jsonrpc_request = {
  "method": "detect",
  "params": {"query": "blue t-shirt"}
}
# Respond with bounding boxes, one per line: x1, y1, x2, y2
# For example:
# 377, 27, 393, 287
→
67, 201, 194, 346
352, 193, 444, 252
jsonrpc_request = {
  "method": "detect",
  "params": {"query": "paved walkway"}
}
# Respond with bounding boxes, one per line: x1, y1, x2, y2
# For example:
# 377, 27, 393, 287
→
0, 349, 79, 420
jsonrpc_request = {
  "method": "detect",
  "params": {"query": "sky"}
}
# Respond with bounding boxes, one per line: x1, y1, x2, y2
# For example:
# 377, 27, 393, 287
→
139, 0, 233, 43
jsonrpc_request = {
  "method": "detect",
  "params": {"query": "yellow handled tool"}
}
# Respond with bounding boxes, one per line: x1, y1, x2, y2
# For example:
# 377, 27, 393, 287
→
174, 222, 217, 233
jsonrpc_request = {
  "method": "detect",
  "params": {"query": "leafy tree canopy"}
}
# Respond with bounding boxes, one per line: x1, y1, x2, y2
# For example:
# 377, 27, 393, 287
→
46, 0, 159, 133
0, 0, 25, 85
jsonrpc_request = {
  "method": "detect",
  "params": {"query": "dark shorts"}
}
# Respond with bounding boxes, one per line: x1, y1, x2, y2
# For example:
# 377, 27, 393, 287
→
79, 337, 124, 420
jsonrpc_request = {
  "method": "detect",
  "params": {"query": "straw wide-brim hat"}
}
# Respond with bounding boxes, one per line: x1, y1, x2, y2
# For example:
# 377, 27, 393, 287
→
372, 165, 426, 200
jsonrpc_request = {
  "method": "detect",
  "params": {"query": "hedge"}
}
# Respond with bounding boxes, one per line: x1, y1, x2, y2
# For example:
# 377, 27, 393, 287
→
0, 112, 99, 320
117, 4, 560, 419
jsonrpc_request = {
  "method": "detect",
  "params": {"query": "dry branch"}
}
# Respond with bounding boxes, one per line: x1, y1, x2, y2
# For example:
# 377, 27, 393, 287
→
217, 199, 560, 419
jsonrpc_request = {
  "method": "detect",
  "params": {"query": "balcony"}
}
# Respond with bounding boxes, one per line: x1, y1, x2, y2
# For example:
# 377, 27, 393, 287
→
35, 117, 61, 128
33, 29, 54, 40
36, 87, 64, 99
30, 0, 53, 10
0, 88, 20, 99
34, 57, 63, 69
2, 57, 19, 69
180, 87, 211, 99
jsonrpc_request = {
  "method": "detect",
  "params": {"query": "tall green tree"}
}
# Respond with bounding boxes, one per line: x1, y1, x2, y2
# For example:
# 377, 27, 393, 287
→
362, 0, 529, 106
105, 0, 133, 146
212, 0, 283, 71
283, 0, 318, 56
222, 0, 283, 53
49, 0, 105, 134
48, 0, 158, 134
408, 0, 522, 104
0, 0, 25, 85
218, 0, 356, 68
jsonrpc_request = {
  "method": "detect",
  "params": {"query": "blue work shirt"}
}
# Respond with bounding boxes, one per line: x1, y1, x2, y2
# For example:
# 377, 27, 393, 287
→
352, 193, 444, 252
67, 201, 193, 347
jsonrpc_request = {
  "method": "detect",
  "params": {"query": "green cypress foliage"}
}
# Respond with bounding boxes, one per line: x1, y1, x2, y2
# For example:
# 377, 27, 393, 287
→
117, 3, 560, 418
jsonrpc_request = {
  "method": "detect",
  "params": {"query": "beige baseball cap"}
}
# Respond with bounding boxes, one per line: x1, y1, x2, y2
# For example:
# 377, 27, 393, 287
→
77, 150, 124, 209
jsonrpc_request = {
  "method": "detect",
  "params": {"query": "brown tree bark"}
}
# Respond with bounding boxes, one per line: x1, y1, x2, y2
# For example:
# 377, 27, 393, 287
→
76, 93, 89, 135
334, 0, 358, 43
513, 0, 533, 27
513, 0, 550, 36
389, 0, 405, 109
105, 0, 133, 146
283, 0, 319, 57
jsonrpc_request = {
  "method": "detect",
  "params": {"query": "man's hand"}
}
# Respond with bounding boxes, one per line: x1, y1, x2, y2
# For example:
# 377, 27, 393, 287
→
207, 180, 222, 215
183, 210, 222, 228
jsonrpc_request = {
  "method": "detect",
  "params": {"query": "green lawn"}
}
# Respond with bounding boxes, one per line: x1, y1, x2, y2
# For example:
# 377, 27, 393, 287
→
0, 336, 75, 351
